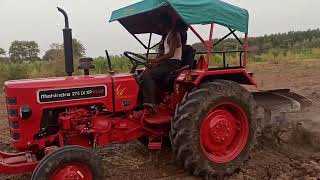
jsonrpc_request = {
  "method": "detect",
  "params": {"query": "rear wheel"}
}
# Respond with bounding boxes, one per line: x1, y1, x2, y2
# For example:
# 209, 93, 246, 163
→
170, 80, 257, 178
31, 145, 103, 180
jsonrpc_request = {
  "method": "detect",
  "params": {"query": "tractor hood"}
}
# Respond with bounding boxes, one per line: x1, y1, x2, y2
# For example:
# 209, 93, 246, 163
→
4, 75, 110, 89
4, 73, 140, 150
4, 74, 113, 109
4, 73, 139, 111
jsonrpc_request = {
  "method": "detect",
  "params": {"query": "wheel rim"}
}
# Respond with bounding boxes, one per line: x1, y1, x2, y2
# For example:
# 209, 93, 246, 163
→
200, 102, 249, 164
51, 163, 93, 180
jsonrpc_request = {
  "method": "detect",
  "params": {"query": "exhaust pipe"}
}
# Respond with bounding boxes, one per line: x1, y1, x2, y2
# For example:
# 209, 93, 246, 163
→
57, 7, 74, 76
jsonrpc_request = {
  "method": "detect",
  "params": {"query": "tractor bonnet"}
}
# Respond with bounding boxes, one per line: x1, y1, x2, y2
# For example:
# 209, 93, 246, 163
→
109, 0, 249, 34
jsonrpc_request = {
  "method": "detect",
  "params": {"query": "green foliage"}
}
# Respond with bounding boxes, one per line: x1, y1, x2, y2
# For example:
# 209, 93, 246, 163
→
0, 48, 6, 56
71, 39, 86, 59
9, 41, 40, 62
43, 38, 86, 62
92, 55, 131, 74
43, 43, 64, 61
0, 63, 28, 82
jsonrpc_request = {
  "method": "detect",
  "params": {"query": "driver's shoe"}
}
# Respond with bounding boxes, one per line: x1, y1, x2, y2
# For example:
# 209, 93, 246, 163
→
131, 103, 156, 120
144, 104, 171, 125
143, 103, 157, 114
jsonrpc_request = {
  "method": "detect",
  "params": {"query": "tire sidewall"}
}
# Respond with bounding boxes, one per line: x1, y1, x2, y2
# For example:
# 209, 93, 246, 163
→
31, 145, 103, 180
171, 80, 257, 176
194, 96, 256, 171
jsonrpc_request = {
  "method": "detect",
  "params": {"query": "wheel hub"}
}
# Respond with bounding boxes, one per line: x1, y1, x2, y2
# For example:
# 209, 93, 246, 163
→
51, 163, 93, 180
202, 110, 237, 153
210, 112, 237, 144
200, 102, 249, 164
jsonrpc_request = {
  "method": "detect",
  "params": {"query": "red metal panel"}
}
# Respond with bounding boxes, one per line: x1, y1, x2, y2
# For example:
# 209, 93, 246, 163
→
176, 69, 257, 87
4, 74, 113, 151
0, 151, 38, 174
112, 74, 140, 112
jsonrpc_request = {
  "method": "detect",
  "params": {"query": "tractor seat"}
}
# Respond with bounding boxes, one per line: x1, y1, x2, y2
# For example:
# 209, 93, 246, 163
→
160, 45, 196, 91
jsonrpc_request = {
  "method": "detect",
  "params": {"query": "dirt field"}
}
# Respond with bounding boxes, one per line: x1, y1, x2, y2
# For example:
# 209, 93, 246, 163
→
0, 59, 320, 180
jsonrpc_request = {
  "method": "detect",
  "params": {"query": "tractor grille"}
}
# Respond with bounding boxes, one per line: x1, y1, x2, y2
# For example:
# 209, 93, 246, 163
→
6, 97, 17, 105
6, 97, 21, 140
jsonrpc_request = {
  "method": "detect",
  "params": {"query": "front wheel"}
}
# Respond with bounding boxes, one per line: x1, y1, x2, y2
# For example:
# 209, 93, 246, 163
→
31, 145, 104, 180
170, 80, 257, 179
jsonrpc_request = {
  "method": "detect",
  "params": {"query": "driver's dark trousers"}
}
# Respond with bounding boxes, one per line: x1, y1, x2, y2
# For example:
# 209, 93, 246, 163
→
141, 59, 181, 105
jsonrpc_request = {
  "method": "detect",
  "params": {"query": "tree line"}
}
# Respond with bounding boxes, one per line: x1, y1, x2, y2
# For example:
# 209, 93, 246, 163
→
192, 29, 320, 54
0, 39, 86, 63
1, 29, 320, 63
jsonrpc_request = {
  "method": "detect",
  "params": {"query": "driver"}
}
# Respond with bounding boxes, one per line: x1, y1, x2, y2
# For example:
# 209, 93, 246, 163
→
141, 17, 188, 111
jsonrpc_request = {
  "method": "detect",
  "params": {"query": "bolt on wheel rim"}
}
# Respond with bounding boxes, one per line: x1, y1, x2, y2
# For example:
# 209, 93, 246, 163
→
200, 102, 249, 164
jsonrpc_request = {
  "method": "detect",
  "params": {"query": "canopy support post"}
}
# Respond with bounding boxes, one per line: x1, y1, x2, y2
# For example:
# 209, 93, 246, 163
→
212, 29, 235, 48
228, 28, 243, 46
206, 23, 214, 70
146, 33, 152, 58
243, 33, 248, 67
189, 25, 209, 48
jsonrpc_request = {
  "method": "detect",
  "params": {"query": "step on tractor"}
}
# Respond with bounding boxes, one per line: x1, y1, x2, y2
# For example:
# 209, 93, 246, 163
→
1, 0, 312, 179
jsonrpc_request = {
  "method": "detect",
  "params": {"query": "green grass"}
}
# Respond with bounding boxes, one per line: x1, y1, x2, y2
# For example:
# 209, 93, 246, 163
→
0, 55, 133, 86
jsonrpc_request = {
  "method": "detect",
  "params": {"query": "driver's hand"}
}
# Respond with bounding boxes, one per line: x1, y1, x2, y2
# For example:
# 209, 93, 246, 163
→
146, 59, 157, 68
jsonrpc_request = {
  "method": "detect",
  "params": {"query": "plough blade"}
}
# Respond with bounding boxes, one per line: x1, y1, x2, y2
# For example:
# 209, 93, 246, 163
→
253, 89, 312, 114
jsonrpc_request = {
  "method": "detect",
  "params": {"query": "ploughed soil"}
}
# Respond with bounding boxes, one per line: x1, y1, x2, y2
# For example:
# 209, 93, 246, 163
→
0, 59, 320, 180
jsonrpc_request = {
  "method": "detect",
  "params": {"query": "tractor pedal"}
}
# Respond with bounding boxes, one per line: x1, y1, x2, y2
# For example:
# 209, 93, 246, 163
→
148, 137, 162, 150
148, 142, 162, 150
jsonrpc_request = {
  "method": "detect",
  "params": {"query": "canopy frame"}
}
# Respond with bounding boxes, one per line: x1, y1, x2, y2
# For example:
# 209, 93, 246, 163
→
127, 24, 248, 69
112, 0, 249, 69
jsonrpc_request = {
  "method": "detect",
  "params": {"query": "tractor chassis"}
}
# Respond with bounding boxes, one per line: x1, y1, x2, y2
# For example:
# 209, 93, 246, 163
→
0, 106, 173, 174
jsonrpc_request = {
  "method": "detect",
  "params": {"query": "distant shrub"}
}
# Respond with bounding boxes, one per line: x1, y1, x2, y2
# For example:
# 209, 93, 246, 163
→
7, 63, 28, 80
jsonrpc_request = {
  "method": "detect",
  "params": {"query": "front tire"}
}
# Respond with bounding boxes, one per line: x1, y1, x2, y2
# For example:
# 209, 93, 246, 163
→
170, 80, 257, 179
31, 145, 104, 180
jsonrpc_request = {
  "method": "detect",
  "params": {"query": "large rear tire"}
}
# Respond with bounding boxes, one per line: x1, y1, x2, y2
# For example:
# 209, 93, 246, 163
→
170, 80, 257, 179
31, 145, 104, 180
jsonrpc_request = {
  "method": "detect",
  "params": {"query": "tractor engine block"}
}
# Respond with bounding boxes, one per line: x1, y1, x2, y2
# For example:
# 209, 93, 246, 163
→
58, 108, 96, 147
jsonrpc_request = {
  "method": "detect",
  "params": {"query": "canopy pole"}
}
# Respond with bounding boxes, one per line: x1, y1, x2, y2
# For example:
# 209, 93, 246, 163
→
206, 24, 214, 70
146, 33, 152, 58
189, 25, 209, 48
243, 33, 248, 67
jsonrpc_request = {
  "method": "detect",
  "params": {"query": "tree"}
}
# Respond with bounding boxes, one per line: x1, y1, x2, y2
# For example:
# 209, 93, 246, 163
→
43, 43, 64, 61
43, 38, 86, 61
71, 38, 86, 59
9, 41, 40, 62
0, 48, 6, 56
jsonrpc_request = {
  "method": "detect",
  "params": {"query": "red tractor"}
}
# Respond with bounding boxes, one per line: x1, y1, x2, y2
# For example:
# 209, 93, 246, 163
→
1, 0, 311, 179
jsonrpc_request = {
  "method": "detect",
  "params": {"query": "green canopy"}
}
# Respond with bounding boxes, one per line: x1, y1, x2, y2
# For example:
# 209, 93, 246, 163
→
110, 0, 249, 34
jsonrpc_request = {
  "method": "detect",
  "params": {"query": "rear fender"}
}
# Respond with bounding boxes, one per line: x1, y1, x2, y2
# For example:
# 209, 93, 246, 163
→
193, 69, 256, 87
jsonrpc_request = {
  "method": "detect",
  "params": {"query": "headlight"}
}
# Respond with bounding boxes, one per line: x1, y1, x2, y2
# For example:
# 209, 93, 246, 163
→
20, 105, 32, 120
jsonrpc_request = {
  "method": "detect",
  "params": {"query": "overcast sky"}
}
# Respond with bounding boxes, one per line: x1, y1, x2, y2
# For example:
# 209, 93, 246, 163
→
1, 0, 320, 57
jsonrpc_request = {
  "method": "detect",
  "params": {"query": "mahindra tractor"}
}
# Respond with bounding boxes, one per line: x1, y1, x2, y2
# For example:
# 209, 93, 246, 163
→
0, 0, 312, 179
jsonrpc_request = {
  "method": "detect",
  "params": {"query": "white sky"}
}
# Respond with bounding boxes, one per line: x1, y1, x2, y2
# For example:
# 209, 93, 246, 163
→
1, 0, 320, 57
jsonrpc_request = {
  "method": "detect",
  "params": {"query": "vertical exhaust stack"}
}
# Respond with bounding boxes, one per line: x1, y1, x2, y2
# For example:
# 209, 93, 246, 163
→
57, 7, 74, 76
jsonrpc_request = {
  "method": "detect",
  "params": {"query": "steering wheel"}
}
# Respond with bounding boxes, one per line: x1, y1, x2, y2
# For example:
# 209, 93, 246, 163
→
124, 51, 148, 73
